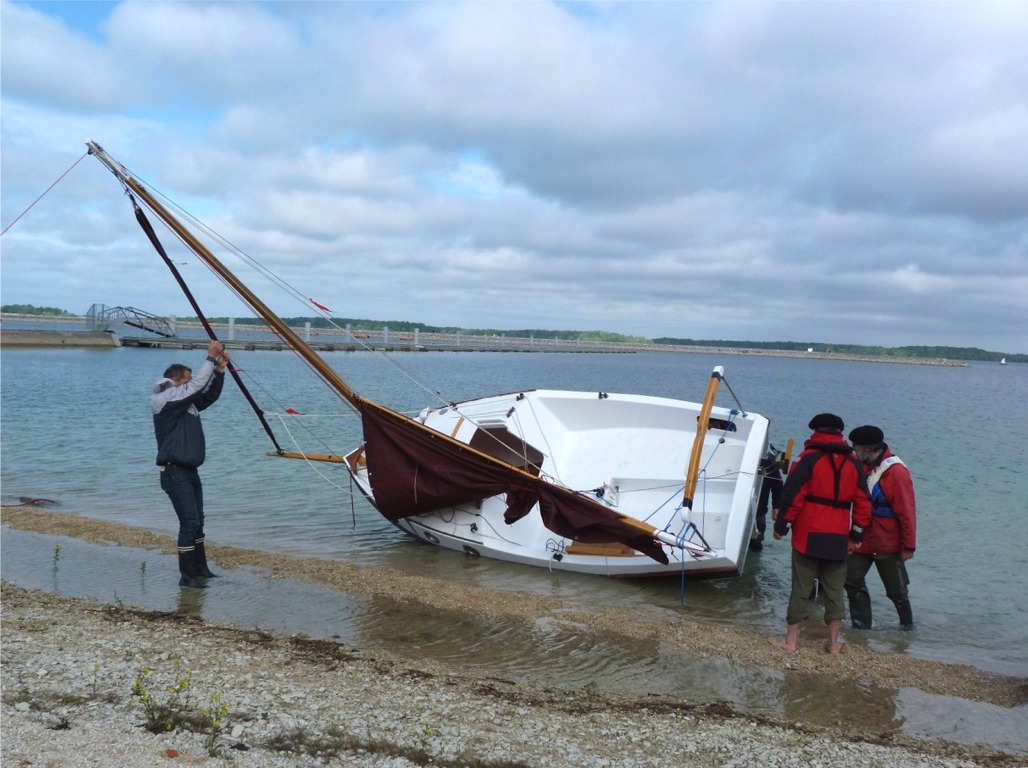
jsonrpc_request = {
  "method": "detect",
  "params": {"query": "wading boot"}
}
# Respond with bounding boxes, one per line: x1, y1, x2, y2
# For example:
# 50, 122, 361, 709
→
896, 600, 914, 631
194, 539, 219, 579
848, 593, 873, 630
178, 549, 206, 589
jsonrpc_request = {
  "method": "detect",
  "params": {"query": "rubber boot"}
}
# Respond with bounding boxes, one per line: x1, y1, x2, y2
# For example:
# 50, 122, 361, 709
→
848, 592, 873, 629
895, 600, 914, 631
194, 539, 219, 578
178, 550, 206, 589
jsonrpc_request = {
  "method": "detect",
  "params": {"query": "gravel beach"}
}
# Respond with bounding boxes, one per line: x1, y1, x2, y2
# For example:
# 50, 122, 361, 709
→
2, 506, 1025, 767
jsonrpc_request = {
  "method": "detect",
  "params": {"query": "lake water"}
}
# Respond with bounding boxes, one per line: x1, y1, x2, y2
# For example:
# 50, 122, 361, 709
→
2, 344, 1027, 747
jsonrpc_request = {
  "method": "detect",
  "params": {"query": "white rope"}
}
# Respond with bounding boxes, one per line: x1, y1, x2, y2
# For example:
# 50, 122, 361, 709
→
264, 411, 358, 497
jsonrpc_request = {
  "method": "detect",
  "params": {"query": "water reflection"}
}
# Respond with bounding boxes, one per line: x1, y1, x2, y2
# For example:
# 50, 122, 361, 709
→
2, 525, 1023, 755
176, 584, 208, 616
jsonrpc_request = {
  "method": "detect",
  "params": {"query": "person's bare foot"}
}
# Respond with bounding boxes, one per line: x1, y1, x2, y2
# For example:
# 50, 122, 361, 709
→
825, 641, 843, 655
772, 636, 798, 653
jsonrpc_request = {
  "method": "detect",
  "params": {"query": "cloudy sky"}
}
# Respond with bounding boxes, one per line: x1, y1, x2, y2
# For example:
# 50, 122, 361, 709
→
2, 1, 1026, 352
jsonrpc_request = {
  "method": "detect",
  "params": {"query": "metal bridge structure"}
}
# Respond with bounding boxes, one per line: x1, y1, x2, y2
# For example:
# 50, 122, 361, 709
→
86, 304, 175, 337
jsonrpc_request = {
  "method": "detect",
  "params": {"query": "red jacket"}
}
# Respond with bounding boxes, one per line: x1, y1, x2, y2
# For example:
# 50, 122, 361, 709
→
776, 432, 873, 560
853, 446, 917, 555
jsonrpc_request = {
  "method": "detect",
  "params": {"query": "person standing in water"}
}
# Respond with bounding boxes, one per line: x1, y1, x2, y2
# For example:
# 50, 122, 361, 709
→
150, 339, 230, 589
844, 425, 918, 630
773, 413, 872, 654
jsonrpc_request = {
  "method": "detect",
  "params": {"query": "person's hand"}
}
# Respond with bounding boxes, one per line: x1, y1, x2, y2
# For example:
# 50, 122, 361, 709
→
207, 339, 224, 358
216, 350, 231, 373
902, 549, 914, 561
773, 531, 783, 540
771, 507, 780, 521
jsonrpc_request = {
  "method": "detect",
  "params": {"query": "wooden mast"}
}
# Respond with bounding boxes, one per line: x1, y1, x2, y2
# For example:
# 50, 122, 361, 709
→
86, 140, 706, 557
86, 140, 364, 411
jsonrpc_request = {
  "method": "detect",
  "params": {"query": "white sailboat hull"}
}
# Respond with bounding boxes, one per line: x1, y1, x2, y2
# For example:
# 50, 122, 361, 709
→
346, 388, 770, 578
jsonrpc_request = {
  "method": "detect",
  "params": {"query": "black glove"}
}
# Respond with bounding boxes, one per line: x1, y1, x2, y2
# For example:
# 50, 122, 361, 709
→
849, 524, 865, 544
773, 519, 789, 537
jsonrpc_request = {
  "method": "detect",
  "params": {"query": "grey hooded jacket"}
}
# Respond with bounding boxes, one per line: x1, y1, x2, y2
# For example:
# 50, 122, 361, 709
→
150, 356, 225, 468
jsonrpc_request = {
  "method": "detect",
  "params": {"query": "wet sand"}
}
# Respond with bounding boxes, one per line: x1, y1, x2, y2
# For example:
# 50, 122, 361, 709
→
3, 505, 1024, 714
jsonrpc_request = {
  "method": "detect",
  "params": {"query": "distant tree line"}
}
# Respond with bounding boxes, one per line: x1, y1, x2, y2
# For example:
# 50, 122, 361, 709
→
3, 305, 1022, 363
1, 304, 75, 317
652, 338, 1024, 364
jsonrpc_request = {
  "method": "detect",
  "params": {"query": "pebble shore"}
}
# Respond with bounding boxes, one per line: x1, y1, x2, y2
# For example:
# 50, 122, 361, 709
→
0, 585, 1005, 768
3, 506, 1025, 767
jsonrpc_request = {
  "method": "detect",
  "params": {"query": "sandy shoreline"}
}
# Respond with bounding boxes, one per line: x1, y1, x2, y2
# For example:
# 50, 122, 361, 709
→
2, 505, 1026, 766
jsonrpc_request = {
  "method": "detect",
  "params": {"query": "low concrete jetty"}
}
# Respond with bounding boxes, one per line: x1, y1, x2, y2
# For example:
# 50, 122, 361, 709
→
0, 330, 121, 348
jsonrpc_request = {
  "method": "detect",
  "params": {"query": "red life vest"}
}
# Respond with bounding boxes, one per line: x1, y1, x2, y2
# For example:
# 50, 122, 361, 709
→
779, 433, 873, 560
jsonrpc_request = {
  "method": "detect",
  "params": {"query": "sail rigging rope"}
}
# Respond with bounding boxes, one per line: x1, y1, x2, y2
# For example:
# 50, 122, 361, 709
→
0, 152, 88, 237
127, 193, 286, 454
124, 168, 540, 466
263, 411, 359, 497
135, 178, 467, 411
99, 151, 642, 479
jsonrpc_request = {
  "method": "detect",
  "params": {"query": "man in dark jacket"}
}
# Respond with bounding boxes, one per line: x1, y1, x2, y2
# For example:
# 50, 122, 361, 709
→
750, 446, 784, 552
151, 339, 229, 588
845, 425, 918, 630
773, 413, 872, 654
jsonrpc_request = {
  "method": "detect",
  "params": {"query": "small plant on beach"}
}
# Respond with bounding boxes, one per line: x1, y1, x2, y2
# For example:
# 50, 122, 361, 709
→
140, 560, 147, 577
90, 661, 101, 699
131, 663, 192, 734
202, 691, 230, 757
51, 542, 62, 572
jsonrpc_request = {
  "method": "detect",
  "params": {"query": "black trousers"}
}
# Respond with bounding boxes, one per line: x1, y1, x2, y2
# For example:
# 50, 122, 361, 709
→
845, 552, 912, 627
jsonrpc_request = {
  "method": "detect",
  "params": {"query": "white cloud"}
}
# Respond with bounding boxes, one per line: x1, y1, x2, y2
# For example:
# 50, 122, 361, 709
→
2, 0, 1026, 352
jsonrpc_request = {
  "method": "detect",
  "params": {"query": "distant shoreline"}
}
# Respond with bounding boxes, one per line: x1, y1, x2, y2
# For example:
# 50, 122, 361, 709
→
0, 314, 972, 366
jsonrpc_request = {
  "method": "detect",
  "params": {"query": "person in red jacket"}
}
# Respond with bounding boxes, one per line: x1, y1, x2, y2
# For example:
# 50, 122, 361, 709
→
844, 425, 918, 630
773, 413, 872, 654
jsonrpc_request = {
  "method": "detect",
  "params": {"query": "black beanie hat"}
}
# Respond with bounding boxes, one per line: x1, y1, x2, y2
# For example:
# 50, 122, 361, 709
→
808, 413, 844, 432
849, 425, 885, 446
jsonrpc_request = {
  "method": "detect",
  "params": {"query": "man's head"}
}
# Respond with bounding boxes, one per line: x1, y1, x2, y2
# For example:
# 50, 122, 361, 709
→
808, 413, 844, 434
163, 363, 192, 385
849, 425, 885, 462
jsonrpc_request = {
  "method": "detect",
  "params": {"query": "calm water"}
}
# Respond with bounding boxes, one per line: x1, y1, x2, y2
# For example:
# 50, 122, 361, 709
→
2, 346, 1026, 681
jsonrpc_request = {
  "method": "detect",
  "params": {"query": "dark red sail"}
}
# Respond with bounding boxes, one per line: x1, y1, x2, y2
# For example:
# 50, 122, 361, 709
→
360, 402, 668, 564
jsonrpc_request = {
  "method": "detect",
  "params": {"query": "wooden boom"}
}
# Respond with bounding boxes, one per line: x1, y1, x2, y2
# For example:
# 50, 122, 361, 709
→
268, 451, 346, 463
